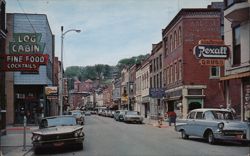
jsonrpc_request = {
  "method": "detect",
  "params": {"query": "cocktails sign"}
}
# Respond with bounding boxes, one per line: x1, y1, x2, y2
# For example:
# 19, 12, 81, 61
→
0, 33, 48, 71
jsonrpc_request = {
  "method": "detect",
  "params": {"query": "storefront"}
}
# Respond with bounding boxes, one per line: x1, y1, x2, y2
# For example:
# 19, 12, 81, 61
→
14, 85, 49, 124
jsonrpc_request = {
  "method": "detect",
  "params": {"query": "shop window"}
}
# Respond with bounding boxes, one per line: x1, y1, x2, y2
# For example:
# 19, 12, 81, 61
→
233, 26, 241, 66
210, 66, 220, 78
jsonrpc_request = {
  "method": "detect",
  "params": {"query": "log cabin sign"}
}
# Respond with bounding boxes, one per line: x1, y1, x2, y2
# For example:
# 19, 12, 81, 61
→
0, 33, 48, 71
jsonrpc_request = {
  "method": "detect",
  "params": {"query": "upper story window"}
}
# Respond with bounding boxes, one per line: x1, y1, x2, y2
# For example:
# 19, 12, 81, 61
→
159, 54, 162, 69
174, 31, 177, 48
170, 35, 173, 52
210, 66, 220, 78
233, 26, 241, 66
178, 27, 182, 46
164, 37, 168, 57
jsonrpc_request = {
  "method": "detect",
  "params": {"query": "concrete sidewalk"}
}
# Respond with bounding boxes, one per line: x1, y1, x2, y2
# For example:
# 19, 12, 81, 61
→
144, 117, 174, 128
0, 126, 38, 156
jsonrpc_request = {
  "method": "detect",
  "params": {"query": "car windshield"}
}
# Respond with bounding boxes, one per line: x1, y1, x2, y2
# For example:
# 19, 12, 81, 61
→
211, 111, 234, 120
70, 112, 82, 116
126, 111, 139, 115
43, 116, 77, 128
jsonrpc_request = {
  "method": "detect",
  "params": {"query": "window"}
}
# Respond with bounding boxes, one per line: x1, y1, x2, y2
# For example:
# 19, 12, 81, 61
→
170, 35, 172, 52
210, 66, 220, 78
179, 60, 182, 80
196, 112, 203, 119
167, 67, 169, 85
233, 26, 241, 65
164, 37, 168, 57
178, 27, 182, 46
159, 54, 162, 69
174, 31, 177, 48
174, 62, 177, 82
188, 112, 196, 119
170, 65, 173, 83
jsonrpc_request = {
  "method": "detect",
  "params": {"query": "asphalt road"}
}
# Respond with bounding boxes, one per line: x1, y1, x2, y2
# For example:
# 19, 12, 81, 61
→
29, 115, 250, 156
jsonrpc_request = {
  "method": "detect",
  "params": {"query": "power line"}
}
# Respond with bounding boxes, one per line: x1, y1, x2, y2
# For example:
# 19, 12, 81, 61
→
16, 0, 36, 33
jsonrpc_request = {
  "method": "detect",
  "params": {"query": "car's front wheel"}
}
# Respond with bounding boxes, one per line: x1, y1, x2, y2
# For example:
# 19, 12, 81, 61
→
207, 131, 215, 144
181, 130, 189, 139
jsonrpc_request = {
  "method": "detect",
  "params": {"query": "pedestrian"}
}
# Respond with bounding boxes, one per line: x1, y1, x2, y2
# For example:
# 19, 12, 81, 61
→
167, 111, 177, 126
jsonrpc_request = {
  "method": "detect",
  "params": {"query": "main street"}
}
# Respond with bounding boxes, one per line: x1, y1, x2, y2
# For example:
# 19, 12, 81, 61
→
22, 115, 249, 156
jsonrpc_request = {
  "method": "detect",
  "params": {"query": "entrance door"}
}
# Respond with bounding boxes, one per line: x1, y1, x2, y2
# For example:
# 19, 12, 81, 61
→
188, 102, 201, 111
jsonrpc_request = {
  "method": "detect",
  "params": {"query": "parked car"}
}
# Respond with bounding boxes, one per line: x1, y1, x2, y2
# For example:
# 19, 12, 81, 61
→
124, 111, 143, 124
69, 110, 85, 125
175, 108, 250, 144
31, 115, 85, 154
114, 110, 127, 121
85, 111, 91, 116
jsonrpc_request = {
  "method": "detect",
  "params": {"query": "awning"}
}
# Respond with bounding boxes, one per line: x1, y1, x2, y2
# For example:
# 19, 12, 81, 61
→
220, 71, 250, 81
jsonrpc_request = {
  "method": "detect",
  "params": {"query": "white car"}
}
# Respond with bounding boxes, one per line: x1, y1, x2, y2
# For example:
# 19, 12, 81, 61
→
124, 111, 143, 124
175, 108, 250, 144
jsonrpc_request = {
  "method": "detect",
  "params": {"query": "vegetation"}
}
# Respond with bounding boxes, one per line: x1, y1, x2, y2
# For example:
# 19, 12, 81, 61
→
64, 54, 149, 85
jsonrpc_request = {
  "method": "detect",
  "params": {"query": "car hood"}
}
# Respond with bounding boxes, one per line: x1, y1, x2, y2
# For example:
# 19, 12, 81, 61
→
33, 125, 83, 135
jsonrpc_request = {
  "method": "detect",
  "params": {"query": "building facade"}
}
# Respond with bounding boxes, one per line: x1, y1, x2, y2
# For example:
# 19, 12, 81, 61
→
5, 13, 54, 125
162, 8, 225, 118
222, 0, 250, 121
149, 42, 164, 118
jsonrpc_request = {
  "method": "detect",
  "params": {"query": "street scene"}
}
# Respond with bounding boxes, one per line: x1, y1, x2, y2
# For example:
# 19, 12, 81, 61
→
1, 115, 249, 156
1, 0, 250, 156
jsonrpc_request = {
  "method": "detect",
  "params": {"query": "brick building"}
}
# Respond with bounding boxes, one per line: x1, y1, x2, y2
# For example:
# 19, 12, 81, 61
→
162, 8, 225, 117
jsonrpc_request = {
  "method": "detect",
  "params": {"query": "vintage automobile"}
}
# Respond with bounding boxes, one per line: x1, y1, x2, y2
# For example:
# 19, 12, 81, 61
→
124, 111, 143, 124
175, 108, 250, 144
69, 110, 85, 125
32, 115, 85, 154
114, 110, 127, 121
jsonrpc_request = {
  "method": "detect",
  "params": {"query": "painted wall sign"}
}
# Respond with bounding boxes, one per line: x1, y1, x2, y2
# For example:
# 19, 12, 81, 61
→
199, 59, 224, 66
193, 44, 230, 59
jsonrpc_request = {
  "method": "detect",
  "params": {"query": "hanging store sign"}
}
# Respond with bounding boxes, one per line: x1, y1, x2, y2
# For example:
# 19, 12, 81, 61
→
193, 44, 230, 59
0, 33, 48, 72
45, 86, 58, 96
0, 54, 48, 71
9, 33, 45, 54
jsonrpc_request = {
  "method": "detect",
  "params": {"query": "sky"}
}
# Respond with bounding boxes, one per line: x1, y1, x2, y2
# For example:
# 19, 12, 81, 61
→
6, 0, 222, 68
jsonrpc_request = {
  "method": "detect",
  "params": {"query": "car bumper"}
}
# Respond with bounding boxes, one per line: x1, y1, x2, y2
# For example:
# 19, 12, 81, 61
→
214, 131, 250, 142
33, 137, 84, 149
124, 118, 143, 122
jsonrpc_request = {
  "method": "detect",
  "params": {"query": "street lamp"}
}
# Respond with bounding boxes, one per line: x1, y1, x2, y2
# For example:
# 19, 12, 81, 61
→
60, 26, 81, 115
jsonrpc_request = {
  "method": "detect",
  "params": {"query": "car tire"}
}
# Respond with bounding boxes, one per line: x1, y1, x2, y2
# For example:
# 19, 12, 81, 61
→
34, 147, 40, 154
181, 130, 189, 139
207, 131, 215, 144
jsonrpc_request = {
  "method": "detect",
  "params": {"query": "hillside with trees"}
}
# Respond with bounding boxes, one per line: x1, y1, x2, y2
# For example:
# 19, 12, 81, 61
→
64, 54, 149, 87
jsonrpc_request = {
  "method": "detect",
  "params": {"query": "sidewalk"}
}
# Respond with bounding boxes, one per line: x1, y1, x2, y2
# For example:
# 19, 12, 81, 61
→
144, 117, 174, 128
0, 125, 38, 156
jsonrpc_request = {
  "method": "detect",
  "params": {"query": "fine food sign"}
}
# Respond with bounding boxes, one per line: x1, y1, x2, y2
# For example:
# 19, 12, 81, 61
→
193, 44, 230, 59
0, 33, 48, 72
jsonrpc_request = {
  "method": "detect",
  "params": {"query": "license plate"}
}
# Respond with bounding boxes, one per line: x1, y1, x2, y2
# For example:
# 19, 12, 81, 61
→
53, 142, 64, 147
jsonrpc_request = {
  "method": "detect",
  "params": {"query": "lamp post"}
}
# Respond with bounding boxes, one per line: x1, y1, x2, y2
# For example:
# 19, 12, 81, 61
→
60, 26, 81, 115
